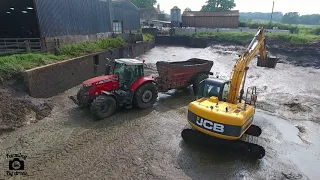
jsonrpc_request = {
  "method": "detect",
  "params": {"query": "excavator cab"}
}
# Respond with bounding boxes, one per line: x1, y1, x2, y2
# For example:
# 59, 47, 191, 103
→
196, 78, 230, 101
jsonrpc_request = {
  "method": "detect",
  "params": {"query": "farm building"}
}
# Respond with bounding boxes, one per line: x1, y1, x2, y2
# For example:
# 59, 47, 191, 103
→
0, 0, 140, 54
111, 0, 140, 33
182, 10, 240, 28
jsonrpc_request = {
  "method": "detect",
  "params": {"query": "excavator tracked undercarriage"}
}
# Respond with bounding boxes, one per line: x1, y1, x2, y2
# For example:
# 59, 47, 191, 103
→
182, 124, 265, 159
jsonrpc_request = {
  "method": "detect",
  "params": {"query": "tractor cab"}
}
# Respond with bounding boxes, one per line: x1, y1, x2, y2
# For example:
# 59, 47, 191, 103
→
112, 59, 145, 89
196, 78, 231, 101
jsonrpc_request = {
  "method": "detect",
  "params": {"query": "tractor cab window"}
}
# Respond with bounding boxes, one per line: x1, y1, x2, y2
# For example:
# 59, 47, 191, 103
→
114, 63, 125, 84
137, 65, 144, 77
124, 65, 135, 82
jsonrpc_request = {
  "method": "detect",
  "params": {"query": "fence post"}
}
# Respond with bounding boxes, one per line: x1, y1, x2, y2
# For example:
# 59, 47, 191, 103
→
16, 39, 20, 51
4, 39, 8, 51
25, 40, 31, 52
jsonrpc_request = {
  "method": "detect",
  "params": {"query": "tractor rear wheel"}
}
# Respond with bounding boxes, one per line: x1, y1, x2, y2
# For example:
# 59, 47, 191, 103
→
193, 73, 209, 94
134, 82, 158, 109
90, 95, 117, 120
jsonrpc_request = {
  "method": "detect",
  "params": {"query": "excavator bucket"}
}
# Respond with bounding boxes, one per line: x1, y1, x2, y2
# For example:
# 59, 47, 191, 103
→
257, 55, 278, 68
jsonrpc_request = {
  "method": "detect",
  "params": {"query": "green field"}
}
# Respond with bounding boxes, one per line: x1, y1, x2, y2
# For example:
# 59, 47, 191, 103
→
249, 19, 319, 29
239, 21, 320, 35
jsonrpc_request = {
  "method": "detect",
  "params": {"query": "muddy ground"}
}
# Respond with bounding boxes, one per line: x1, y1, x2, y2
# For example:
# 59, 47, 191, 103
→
0, 45, 320, 180
0, 88, 53, 136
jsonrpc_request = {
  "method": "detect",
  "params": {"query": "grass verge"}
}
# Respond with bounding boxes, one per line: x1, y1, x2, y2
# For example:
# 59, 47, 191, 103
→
143, 33, 154, 42
0, 37, 125, 82
56, 36, 125, 56
0, 53, 66, 81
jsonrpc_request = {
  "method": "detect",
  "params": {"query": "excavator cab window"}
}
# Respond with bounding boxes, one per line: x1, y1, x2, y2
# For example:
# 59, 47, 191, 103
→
196, 80, 206, 99
196, 79, 226, 100
204, 85, 220, 98
221, 81, 230, 101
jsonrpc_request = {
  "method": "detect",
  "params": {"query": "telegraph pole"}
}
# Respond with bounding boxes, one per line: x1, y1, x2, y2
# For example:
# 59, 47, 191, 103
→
270, 1, 275, 22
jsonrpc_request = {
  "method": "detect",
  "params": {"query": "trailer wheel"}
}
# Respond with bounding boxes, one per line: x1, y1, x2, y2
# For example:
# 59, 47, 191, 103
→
90, 95, 117, 120
134, 82, 158, 109
193, 73, 209, 94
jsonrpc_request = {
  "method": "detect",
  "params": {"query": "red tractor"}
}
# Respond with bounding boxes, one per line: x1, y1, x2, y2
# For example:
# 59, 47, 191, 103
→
70, 59, 158, 119
70, 58, 213, 120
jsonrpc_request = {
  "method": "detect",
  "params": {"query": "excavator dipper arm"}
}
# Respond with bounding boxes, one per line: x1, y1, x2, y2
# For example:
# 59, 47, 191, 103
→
226, 27, 271, 105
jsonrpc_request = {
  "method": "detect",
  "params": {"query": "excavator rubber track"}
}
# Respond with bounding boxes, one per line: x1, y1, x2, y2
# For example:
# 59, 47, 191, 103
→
181, 124, 265, 159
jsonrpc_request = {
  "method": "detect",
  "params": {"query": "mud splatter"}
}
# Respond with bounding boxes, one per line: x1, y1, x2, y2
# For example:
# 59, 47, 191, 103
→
0, 90, 53, 135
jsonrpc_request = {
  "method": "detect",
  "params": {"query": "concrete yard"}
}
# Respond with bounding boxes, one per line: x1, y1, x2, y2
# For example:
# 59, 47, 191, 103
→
1, 46, 320, 180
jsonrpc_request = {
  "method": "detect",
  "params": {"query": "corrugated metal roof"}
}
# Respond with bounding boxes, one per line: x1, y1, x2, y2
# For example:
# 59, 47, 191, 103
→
182, 10, 239, 17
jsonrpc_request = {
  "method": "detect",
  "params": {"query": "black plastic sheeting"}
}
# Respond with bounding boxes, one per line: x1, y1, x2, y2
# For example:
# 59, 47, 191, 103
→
112, 0, 140, 31
34, 0, 113, 37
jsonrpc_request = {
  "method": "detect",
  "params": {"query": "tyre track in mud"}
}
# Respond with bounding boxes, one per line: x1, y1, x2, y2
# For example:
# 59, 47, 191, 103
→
24, 108, 156, 179
0, 91, 309, 180
21, 93, 190, 179
0, 96, 155, 179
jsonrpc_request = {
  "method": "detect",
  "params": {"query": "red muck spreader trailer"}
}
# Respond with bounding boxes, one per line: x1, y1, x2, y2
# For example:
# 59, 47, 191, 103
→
69, 58, 214, 120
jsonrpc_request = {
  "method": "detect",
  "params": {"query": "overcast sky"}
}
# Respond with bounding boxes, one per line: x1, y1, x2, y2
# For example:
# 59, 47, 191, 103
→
157, 0, 319, 15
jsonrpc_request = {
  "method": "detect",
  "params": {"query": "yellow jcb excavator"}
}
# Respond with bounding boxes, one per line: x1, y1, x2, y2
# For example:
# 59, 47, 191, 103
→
181, 27, 278, 159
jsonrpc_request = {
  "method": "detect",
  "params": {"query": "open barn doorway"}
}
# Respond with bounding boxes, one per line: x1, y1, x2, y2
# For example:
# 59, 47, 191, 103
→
0, 0, 40, 38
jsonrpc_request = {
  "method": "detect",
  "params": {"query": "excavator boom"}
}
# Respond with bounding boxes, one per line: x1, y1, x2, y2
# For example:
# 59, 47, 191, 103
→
227, 27, 277, 104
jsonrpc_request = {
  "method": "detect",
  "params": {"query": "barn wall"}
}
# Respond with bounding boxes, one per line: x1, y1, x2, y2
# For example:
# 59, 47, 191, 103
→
34, 0, 113, 37
182, 16, 239, 28
112, 0, 140, 31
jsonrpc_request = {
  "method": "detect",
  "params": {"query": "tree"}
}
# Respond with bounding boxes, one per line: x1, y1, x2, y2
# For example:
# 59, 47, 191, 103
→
299, 14, 320, 25
184, 7, 192, 12
131, 0, 157, 8
281, 12, 300, 24
240, 12, 283, 22
201, 0, 235, 11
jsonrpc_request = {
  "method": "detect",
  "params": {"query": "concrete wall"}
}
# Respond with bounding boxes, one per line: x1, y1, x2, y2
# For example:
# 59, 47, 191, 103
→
24, 41, 155, 98
173, 27, 291, 36
155, 36, 207, 48
142, 28, 158, 37
24, 53, 101, 98
42, 32, 143, 52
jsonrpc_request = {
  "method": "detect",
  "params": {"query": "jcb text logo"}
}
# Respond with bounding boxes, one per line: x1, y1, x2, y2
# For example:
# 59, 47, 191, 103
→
196, 117, 224, 133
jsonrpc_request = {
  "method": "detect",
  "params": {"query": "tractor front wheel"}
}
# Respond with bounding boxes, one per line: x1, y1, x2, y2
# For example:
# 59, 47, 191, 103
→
76, 87, 87, 109
134, 82, 158, 109
90, 95, 117, 120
